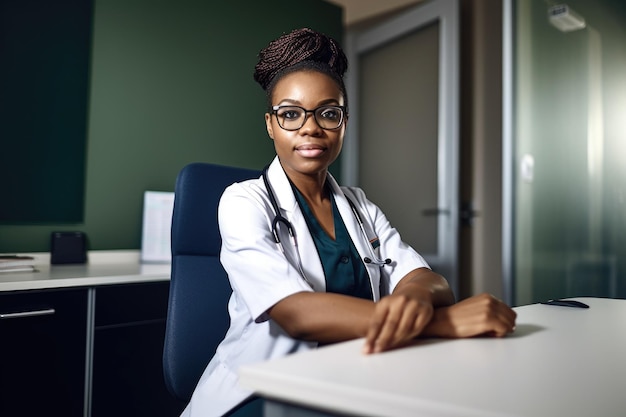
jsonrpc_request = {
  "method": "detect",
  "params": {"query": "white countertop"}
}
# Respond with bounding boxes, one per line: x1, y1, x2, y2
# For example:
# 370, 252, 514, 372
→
240, 297, 626, 417
0, 251, 171, 292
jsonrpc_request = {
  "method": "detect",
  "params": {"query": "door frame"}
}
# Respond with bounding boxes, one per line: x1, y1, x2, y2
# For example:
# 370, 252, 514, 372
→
342, 0, 460, 294
502, 0, 514, 305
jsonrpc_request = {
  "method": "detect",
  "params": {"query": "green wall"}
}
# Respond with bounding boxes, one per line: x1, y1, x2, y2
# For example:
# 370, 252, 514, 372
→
0, 0, 343, 253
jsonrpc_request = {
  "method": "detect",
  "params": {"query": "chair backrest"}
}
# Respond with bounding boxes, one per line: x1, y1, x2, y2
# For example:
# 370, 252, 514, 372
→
163, 162, 260, 403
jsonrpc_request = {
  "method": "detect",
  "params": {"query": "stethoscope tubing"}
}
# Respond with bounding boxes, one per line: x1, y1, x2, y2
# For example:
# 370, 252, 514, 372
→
261, 166, 392, 283
262, 167, 311, 286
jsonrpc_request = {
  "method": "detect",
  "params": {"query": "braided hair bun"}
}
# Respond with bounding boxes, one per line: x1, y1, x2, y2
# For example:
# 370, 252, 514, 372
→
254, 28, 348, 108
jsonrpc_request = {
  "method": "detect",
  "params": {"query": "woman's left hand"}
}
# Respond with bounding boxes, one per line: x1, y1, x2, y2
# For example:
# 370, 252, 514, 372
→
362, 268, 454, 354
362, 292, 434, 354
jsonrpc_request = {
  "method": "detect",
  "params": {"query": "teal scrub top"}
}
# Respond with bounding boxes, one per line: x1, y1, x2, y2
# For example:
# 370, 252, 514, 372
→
293, 185, 373, 301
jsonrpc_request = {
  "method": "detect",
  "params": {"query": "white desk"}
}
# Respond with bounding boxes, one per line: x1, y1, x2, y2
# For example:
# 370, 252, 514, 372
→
0, 250, 170, 292
239, 298, 626, 417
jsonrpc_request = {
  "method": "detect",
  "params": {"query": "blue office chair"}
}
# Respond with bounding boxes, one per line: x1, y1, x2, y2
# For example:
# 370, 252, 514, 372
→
163, 162, 260, 406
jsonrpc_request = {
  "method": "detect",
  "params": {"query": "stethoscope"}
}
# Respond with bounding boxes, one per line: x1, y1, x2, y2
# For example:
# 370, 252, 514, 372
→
261, 166, 392, 285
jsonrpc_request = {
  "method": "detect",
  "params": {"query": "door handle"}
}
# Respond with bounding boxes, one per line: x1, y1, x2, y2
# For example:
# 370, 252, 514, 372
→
460, 202, 478, 226
421, 208, 450, 216
422, 204, 478, 226
0, 308, 56, 319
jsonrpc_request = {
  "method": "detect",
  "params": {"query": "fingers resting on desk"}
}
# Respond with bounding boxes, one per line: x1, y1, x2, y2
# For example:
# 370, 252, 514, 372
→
363, 293, 434, 354
363, 293, 517, 353
423, 293, 517, 339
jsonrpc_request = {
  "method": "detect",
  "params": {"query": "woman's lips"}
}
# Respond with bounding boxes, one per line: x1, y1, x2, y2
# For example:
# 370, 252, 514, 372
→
295, 144, 326, 158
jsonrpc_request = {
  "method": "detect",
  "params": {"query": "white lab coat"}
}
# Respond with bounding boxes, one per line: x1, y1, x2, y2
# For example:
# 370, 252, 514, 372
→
181, 157, 429, 416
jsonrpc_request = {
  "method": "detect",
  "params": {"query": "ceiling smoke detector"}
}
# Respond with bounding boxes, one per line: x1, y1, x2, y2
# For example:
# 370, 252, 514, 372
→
548, 4, 586, 32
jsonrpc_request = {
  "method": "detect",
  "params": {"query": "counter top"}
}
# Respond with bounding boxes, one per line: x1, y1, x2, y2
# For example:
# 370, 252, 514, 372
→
240, 297, 626, 417
0, 251, 170, 292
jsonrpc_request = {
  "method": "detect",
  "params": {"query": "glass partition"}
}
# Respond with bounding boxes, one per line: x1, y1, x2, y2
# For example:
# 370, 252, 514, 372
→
509, 0, 626, 305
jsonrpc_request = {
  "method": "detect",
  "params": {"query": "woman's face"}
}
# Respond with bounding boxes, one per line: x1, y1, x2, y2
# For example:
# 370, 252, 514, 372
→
265, 70, 346, 181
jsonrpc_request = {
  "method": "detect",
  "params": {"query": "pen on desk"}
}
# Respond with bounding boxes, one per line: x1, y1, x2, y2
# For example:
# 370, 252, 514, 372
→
540, 299, 589, 308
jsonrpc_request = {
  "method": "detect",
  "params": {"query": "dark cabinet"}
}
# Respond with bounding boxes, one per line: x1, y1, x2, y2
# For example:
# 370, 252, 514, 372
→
0, 280, 184, 417
0, 288, 88, 417
92, 282, 185, 417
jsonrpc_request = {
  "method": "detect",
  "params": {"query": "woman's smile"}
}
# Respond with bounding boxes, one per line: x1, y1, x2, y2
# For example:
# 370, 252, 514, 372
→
295, 143, 327, 158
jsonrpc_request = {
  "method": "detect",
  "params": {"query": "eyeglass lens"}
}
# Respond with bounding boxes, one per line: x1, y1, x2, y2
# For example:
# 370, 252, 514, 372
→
274, 106, 344, 130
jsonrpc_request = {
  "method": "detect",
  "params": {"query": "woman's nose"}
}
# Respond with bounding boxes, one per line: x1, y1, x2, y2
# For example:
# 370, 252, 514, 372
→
299, 112, 323, 134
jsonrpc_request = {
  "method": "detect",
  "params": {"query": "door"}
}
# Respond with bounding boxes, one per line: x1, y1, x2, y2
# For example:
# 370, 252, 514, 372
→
343, 0, 460, 293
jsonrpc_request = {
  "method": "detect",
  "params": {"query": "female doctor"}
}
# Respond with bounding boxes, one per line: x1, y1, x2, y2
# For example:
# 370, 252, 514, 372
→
182, 28, 517, 417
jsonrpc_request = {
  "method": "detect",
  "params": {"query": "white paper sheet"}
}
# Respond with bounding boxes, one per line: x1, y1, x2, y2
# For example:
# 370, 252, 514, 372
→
140, 191, 175, 263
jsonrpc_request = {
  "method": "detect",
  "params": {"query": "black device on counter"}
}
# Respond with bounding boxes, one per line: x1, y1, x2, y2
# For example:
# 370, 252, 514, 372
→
50, 231, 87, 265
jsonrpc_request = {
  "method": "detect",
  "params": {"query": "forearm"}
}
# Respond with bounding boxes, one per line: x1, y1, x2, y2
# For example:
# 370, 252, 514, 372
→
268, 292, 375, 343
268, 268, 458, 349
392, 267, 455, 307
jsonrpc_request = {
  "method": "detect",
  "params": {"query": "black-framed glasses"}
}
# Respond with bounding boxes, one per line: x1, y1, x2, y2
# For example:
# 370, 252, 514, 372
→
271, 105, 346, 131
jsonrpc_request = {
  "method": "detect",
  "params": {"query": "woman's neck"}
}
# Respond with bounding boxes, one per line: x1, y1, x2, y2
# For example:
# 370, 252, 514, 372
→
288, 170, 335, 239
284, 169, 329, 205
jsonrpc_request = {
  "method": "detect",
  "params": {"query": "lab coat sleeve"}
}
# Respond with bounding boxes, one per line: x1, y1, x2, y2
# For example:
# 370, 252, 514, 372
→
218, 181, 314, 322
342, 186, 430, 293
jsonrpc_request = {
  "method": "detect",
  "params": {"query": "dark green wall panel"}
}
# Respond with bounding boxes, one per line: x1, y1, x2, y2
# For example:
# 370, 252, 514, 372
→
0, 0, 343, 252
0, 0, 93, 224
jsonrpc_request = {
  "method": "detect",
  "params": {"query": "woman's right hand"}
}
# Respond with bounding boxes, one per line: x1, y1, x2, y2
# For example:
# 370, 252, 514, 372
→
423, 293, 517, 338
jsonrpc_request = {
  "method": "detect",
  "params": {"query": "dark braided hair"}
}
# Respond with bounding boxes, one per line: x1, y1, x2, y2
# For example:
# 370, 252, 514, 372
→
253, 28, 349, 111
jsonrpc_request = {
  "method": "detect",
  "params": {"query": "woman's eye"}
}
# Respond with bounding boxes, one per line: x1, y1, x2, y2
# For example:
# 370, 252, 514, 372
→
320, 108, 339, 120
279, 109, 302, 120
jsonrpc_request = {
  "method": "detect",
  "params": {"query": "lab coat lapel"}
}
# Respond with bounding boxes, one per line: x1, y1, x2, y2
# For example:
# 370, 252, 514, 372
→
266, 158, 326, 291
326, 175, 382, 301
